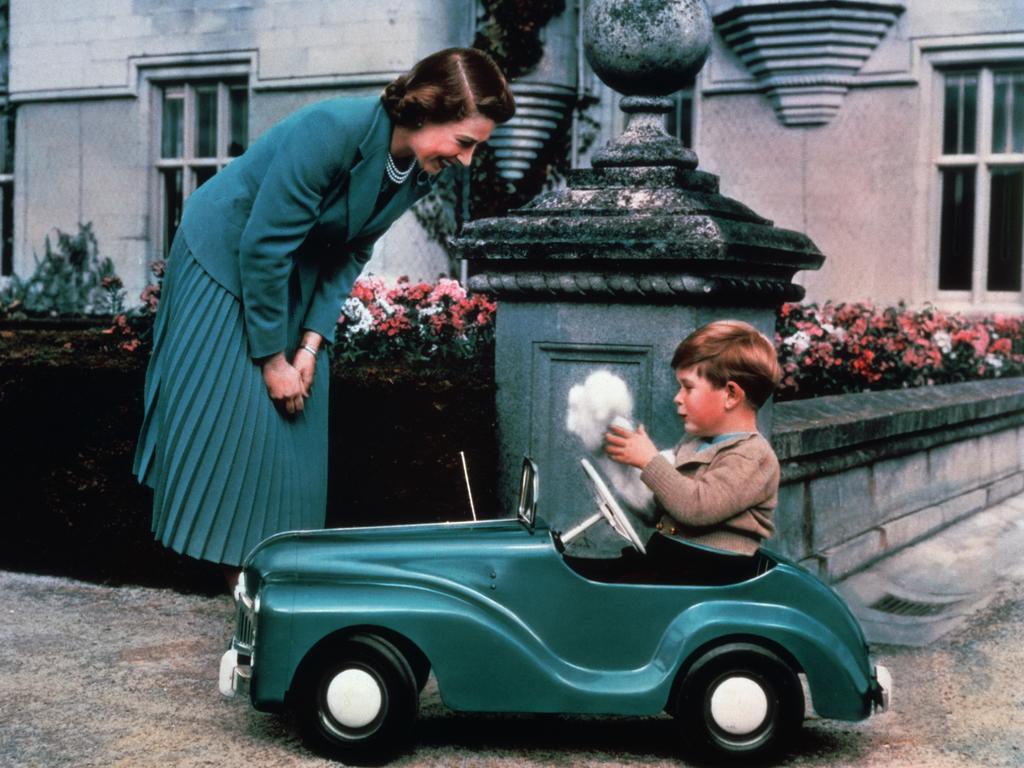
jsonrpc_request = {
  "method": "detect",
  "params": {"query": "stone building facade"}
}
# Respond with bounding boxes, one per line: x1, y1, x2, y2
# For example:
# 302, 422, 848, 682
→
692, 0, 1024, 313
3, 0, 478, 301
1, 0, 1022, 313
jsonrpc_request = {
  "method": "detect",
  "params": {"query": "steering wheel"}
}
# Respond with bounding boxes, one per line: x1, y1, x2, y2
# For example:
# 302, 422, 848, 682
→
580, 459, 647, 554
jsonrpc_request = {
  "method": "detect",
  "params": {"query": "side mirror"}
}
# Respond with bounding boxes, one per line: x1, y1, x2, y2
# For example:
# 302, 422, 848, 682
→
517, 457, 539, 529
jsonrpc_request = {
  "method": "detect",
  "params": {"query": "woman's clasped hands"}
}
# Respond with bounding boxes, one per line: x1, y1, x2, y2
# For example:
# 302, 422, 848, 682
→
261, 353, 308, 415
261, 333, 320, 416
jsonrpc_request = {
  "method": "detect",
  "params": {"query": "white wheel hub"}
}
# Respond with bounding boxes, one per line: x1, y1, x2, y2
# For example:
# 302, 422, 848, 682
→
325, 668, 383, 729
709, 675, 770, 736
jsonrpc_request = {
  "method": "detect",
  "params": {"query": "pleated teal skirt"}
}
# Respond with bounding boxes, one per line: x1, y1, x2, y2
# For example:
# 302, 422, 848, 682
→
133, 234, 329, 566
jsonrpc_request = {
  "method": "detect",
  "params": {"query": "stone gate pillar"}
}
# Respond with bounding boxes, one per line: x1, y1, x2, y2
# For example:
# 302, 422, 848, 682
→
453, 0, 824, 554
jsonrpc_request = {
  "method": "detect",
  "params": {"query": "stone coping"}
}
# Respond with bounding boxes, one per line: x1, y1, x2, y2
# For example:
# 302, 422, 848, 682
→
773, 377, 1024, 468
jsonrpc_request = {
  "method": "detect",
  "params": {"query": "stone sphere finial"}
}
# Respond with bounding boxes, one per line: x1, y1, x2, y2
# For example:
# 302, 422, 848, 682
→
584, 0, 713, 97
583, 0, 713, 168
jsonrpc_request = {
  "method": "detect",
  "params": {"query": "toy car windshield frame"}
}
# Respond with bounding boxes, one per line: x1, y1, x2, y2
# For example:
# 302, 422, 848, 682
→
517, 457, 539, 530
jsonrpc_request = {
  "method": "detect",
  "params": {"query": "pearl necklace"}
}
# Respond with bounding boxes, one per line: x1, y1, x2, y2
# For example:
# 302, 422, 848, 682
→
385, 152, 415, 185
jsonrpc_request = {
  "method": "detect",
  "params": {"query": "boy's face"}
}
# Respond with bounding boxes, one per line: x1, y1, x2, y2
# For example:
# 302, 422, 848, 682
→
673, 366, 731, 438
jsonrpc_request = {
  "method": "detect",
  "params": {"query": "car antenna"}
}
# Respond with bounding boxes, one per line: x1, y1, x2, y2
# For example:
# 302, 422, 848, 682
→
460, 451, 478, 521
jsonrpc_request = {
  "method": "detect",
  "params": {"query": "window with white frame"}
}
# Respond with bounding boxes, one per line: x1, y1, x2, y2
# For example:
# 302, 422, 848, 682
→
157, 80, 248, 256
936, 66, 1024, 301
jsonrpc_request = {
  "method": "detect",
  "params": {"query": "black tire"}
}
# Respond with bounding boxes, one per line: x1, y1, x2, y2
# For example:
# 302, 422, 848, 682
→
675, 643, 804, 762
406, 650, 431, 694
294, 634, 419, 765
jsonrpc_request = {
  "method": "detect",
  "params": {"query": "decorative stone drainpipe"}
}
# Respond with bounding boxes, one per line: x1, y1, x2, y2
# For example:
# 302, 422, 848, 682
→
454, 0, 824, 553
488, 4, 578, 181
713, 0, 906, 126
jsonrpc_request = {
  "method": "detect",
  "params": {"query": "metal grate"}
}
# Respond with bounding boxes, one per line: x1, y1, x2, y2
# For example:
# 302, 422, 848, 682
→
869, 594, 954, 617
232, 600, 256, 655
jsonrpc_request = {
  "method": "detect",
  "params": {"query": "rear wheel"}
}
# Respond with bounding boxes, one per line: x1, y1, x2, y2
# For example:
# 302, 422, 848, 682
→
676, 644, 804, 761
294, 634, 418, 765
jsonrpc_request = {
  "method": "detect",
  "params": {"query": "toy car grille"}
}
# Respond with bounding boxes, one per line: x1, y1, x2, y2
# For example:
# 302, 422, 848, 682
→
232, 598, 256, 655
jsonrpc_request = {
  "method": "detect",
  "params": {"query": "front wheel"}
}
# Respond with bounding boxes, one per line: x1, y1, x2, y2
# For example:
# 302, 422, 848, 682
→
294, 634, 418, 765
675, 644, 804, 761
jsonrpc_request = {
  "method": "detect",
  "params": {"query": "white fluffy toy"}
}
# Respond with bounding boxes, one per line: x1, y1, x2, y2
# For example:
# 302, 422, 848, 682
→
566, 370, 672, 524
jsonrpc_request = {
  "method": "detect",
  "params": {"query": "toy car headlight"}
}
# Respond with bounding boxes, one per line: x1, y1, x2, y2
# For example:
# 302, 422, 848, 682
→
254, 591, 261, 614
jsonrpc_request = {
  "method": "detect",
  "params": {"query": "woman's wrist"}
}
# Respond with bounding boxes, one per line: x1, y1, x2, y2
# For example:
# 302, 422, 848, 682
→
261, 351, 288, 371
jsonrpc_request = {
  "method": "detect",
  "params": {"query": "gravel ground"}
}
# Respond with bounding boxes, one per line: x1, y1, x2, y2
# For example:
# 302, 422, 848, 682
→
1, 566, 1022, 768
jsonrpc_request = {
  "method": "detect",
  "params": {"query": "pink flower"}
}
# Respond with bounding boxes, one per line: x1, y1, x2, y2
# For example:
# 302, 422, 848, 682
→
140, 284, 161, 312
429, 278, 467, 304
990, 338, 1012, 355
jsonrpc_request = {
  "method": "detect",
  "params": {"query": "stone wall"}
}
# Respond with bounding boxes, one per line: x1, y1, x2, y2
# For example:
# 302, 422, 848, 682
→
771, 378, 1024, 581
9, 1, 475, 96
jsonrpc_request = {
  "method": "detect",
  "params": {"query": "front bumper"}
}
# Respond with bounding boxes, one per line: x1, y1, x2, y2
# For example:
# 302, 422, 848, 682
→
872, 664, 893, 712
219, 574, 257, 699
219, 648, 252, 698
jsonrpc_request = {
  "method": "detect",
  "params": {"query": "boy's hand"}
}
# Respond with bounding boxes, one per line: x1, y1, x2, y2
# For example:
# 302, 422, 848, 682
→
605, 424, 659, 469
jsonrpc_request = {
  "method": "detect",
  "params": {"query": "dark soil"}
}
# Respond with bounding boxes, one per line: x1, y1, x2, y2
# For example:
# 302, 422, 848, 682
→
0, 325, 497, 594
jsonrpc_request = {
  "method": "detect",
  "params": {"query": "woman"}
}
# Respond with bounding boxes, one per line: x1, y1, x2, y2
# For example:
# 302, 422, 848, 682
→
133, 48, 515, 578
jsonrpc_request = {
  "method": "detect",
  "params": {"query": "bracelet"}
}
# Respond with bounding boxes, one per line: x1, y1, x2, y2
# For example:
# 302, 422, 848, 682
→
299, 344, 319, 357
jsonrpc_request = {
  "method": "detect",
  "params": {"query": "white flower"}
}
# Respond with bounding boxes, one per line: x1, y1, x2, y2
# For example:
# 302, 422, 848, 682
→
784, 330, 811, 355
341, 297, 373, 336
985, 353, 1004, 369
417, 304, 442, 318
375, 295, 398, 317
933, 330, 952, 354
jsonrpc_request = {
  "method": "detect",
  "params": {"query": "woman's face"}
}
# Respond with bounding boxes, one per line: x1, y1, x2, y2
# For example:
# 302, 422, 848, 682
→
405, 113, 496, 174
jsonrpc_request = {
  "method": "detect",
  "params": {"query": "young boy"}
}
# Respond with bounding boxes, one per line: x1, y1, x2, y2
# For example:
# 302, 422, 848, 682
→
605, 320, 781, 568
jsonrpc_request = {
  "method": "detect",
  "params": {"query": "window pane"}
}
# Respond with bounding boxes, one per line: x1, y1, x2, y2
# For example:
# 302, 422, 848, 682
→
943, 73, 978, 155
0, 183, 12, 277
229, 86, 248, 157
193, 165, 216, 191
161, 94, 183, 159
1014, 75, 1024, 153
194, 86, 217, 158
162, 168, 183, 256
993, 74, 1009, 154
963, 76, 977, 154
987, 168, 1023, 291
0, 107, 14, 176
666, 77, 694, 148
938, 167, 976, 290
992, 71, 1024, 154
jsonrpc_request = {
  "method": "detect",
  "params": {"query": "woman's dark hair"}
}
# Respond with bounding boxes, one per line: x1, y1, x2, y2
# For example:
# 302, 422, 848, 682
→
382, 48, 515, 127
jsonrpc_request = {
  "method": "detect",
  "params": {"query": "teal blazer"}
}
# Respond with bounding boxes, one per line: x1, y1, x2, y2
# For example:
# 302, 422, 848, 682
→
180, 95, 434, 359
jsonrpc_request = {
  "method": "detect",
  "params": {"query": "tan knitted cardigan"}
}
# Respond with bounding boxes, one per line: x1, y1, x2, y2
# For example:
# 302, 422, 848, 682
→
639, 432, 779, 555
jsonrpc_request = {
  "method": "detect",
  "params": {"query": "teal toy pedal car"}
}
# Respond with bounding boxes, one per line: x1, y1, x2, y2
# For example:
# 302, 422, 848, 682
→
219, 458, 891, 764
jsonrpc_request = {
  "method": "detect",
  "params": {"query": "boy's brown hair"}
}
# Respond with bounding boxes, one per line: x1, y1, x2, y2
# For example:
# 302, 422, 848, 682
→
671, 320, 781, 408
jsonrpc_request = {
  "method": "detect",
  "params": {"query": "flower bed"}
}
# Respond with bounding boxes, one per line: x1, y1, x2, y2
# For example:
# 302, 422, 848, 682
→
89, 269, 497, 363
775, 302, 1024, 401
337, 275, 495, 363
12, 261, 1024, 403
